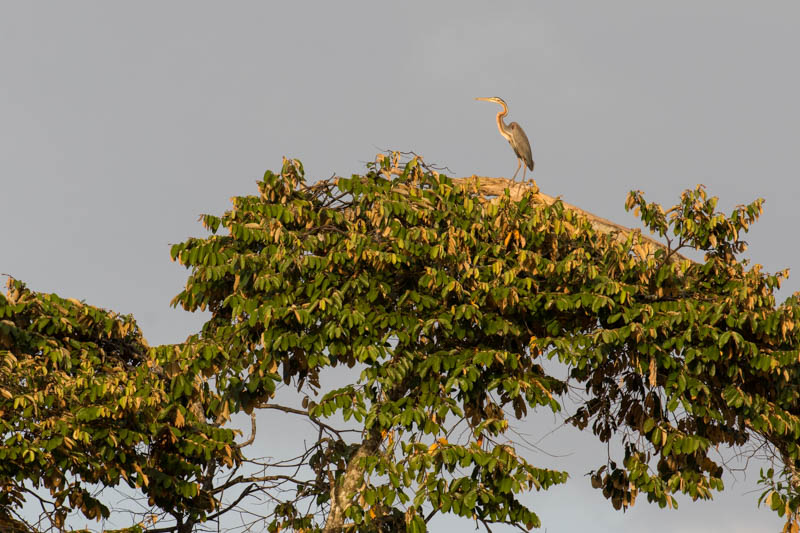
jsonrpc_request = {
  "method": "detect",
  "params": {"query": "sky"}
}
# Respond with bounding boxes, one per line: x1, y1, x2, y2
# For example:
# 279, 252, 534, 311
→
1, 1, 799, 531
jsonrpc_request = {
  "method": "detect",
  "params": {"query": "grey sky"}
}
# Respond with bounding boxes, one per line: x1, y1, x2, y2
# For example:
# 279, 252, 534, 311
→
2, 2, 798, 531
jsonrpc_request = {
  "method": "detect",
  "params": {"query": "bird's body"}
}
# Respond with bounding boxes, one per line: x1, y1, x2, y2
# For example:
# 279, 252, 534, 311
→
475, 97, 534, 181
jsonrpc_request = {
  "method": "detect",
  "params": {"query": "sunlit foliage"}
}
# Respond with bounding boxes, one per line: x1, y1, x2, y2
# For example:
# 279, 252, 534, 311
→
3, 155, 799, 532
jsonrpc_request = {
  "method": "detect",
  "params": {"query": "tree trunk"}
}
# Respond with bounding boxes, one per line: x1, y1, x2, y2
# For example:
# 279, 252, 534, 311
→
322, 431, 382, 533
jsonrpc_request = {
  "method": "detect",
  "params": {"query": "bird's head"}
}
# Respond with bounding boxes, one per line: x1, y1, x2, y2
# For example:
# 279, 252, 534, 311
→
475, 96, 507, 106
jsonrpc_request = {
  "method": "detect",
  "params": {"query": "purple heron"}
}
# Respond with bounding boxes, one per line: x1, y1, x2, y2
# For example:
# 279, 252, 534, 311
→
475, 97, 534, 181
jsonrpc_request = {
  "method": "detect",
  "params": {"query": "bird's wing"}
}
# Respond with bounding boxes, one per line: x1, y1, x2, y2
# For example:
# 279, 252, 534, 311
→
509, 122, 534, 170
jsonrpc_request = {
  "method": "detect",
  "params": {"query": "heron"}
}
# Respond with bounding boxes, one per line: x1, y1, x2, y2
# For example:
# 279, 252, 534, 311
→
475, 97, 534, 182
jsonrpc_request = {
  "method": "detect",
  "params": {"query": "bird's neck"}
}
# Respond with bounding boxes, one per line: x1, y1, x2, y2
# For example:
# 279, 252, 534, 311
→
495, 107, 511, 140
496, 106, 508, 122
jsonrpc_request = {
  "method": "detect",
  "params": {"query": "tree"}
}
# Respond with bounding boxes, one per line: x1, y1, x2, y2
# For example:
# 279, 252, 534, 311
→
0, 280, 239, 532
2, 153, 799, 532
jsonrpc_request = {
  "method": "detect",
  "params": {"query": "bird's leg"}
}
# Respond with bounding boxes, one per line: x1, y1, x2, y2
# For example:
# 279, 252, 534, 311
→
512, 158, 522, 181
522, 165, 527, 183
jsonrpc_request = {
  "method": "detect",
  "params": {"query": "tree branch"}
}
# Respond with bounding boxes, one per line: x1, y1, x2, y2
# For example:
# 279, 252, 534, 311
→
449, 176, 687, 262
366, 160, 688, 263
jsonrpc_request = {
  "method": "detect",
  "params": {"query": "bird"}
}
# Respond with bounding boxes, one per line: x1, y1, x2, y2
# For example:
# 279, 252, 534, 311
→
475, 97, 534, 182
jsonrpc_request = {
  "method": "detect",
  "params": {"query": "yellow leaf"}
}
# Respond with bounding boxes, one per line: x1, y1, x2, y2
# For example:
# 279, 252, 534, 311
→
133, 464, 149, 487
649, 356, 657, 388
222, 444, 234, 467
174, 408, 185, 428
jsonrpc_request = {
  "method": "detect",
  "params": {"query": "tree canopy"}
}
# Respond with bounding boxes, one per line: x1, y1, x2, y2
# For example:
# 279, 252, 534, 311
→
2, 154, 799, 532
0, 279, 239, 532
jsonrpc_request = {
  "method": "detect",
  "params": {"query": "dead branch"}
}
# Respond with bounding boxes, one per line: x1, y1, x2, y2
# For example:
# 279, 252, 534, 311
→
448, 175, 685, 261
378, 160, 687, 262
